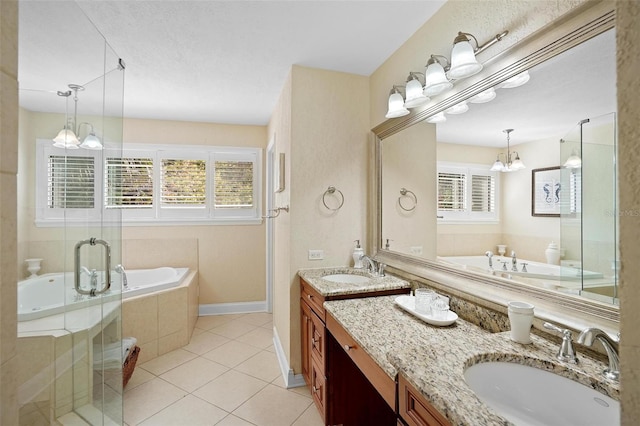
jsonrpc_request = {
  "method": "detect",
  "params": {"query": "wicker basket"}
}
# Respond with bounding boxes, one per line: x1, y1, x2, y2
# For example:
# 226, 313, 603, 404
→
123, 345, 140, 388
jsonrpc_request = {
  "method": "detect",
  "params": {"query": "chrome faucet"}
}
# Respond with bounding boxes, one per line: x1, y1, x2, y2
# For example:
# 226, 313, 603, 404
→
577, 328, 619, 381
485, 251, 494, 269
511, 250, 518, 272
115, 264, 128, 289
544, 323, 579, 364
359, 254, 378, 276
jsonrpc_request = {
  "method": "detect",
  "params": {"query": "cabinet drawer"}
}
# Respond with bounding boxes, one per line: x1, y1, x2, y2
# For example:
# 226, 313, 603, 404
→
326, 312, 395, 410
310, 309, 325, 366
301, 279, 325, 320
310, 357, 327, 419
398, 374, 451, 426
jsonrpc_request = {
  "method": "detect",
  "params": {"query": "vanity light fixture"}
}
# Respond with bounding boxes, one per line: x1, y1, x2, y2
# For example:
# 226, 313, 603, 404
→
469, 87, 497, 104
490, 128, 526, 172
444, 101, 469, 115
448, 30, 508, 80
404, 72, 430, 108
425, 112, 446, 124
53, 84, 103, 150
498, 70, 531, 89
385, 85, 410, 118
423, 55, 454, 97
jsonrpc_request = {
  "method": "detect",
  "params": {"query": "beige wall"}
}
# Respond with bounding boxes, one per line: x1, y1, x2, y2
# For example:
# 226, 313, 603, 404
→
17, 112, 268, 305
0, 1, 18, 423
268, 66, 370, 375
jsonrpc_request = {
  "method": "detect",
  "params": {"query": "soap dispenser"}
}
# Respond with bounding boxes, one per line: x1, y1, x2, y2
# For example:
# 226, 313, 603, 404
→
353, 240, 364, 269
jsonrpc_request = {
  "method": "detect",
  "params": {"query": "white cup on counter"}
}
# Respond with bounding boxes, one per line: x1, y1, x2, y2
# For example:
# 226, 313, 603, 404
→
508, 301, 535, 344
414, 288, 436, 315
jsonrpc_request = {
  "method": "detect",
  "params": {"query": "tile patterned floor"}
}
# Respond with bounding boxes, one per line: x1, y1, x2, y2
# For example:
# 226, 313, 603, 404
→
123, 313, 323, 426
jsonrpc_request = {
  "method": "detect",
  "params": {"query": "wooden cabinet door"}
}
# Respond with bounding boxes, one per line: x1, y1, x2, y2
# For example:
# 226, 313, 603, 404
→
300, 300, 313, 386
310, 357, 327, 420
398, 374, 451, 426
309, 308, 325, 366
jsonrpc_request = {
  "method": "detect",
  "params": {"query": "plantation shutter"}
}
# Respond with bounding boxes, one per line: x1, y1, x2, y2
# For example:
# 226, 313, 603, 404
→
569, 170, 582, 214
48, 155, 95, 208
214, 160, 254, 208
438, 172, 466, 211
471, 174, 495, 212
105, 157, 153, 208
160, 159, 206, 206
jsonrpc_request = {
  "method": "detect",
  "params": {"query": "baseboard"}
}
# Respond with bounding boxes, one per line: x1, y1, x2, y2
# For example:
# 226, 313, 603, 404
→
198, 301, 267, 316
273, 326, 306, 389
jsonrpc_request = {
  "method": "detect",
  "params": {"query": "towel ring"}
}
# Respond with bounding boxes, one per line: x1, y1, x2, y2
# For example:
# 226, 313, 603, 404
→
398, 188, 417, 211
322, 186, 344, 211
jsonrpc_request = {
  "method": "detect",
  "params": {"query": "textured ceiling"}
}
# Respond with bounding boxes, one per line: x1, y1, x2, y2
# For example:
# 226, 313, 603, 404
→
18, 0, 446, 125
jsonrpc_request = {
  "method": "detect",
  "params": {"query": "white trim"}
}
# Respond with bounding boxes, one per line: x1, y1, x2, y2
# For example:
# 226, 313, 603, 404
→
273, 326, 306, 389
265, 134, 276, 313
198, 301, 267, 316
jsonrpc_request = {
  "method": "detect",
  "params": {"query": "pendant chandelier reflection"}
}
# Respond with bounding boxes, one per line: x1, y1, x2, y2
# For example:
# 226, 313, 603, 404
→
490, 129, 525, 172
53, 84, 102, 150
561, 138, 582, 169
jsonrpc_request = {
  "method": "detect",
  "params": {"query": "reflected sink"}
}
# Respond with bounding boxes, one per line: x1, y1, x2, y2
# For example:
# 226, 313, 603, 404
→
464, 362, 619, 426
322, 274, 369, 284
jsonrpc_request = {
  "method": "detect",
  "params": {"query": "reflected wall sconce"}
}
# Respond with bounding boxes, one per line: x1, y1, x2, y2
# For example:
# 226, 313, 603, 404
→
425, 112, 446, 124
445, 101, 469, 115
53, 84, 102, 150
490, 128, 526, 172
385, 85, 410, 118
469, 87, 497, 104
497, 70, 530, 89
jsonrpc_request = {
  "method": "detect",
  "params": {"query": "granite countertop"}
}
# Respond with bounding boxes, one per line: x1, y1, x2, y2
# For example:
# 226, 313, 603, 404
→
298, 267, 411, 297
324, 295, 620, 426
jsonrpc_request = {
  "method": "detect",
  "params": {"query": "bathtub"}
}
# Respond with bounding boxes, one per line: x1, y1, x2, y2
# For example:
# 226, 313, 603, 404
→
18, 267, 189, 321
438, 256, 604, 281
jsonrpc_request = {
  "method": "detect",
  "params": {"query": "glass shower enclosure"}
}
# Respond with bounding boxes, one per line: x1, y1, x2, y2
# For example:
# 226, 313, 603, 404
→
17, 2, 125, 424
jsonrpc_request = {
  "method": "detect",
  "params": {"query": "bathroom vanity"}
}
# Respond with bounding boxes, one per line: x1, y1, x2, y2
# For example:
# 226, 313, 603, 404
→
297, 269, 411, 421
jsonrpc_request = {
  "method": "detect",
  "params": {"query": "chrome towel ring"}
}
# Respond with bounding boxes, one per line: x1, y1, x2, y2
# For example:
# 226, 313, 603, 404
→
398, 188, 417, 211
322, 186, 344, 211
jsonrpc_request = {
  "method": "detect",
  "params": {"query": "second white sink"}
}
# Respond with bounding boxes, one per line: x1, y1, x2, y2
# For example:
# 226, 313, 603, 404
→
464, 361, 619, 426
322, 274, 369, 284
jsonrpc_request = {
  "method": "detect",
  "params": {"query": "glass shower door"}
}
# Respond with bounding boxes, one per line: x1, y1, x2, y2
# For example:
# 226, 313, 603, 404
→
560, 113, 618, 304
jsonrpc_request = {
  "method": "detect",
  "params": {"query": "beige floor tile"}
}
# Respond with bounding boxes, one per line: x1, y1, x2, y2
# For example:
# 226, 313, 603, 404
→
292, 404, 324, 426
160, 356, 229, 393
264, 344, 275, 353
270, 379, 312, 399
192, 327, 207, 337
210, 320, 258, 339
193, 370, 268, 412
195, 315, 237, 330
183, 330, 230, 355
235, 327, 274, 349
233, 384, 313, 426
123, 378, 187, 425
202, 340, 262, 368
260, 321, 273, 330
139, 348, 197, 376
138, 395, 228, 426
124, 366, 155, 391
234, 351, 281, 383
215, 414, 256, 426
237, 312, 273, 327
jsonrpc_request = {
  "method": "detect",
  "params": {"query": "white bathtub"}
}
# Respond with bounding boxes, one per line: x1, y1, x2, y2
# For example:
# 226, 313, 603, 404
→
438, 256, 603, 281
18, 267, 189, 321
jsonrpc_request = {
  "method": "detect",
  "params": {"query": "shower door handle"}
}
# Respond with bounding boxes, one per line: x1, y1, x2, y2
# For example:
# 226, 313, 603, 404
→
74, 238, 112, 296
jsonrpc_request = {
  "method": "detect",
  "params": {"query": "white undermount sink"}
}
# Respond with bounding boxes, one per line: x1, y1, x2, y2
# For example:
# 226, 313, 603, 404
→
464, 362, 619, 426
322, 274, 369, 284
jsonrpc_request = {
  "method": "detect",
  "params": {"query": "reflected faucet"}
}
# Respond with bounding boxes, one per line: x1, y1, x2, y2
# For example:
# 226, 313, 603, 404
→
80, 266, 98, 291
577, 327, 619, 381
115, 264, 128, 289
511, 251, 518, 272
485, 251, 494, 269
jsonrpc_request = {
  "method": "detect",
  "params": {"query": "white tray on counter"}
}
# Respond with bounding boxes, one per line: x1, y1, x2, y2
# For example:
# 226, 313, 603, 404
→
394, 295, 458, 326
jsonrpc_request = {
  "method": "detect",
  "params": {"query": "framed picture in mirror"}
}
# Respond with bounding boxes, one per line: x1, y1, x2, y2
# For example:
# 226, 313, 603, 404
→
531, 166, 562, 217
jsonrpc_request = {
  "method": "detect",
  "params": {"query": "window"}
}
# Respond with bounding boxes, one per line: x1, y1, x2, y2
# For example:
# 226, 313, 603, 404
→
36, 140, 262, 226
437, 162, 499, 222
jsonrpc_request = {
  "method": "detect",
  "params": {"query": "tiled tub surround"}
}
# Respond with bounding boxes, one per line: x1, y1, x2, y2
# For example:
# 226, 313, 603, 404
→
123, 269, 199, 364
324, 296, 620, 425
297, 267, 411, 297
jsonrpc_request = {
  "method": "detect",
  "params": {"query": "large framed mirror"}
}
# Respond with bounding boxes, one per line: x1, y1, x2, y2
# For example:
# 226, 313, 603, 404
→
373, 1, 618, 322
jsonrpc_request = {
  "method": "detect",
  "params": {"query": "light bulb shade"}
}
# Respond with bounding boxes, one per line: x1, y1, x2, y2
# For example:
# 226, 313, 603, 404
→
52, 128, 80, 149
424, 60, 453, 96
385, 91, 410, 118
404, 77, 429, 108
499, 70, 530, 89
80, 133, 103, 150
563, 154, 582, 169
490, 159, 505, 172
469, 87, 496, 104
448, 39, 483, 80
426, 112, 446, 124
510, 157, 526, 170
445, 101, 469, 115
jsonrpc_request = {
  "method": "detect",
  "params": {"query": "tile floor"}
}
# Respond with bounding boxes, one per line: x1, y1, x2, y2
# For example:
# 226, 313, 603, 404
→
123, 313, 323, 426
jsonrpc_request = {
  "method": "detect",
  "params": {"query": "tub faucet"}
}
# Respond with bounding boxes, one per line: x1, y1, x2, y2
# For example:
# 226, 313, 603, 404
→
115, 264, 128, 289
511, 251, 518, 272
577, 327, 619, 381
81, 266, 98, 290
485, 251, 494, 269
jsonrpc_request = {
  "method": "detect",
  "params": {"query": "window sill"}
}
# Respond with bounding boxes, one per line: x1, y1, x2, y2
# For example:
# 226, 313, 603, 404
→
35, 218, 264, 227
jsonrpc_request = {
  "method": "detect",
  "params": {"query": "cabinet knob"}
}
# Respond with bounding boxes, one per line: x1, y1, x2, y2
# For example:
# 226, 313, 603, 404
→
307, 294, 313, 300
344, 344, 353, 351
312, 338, 317, 344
